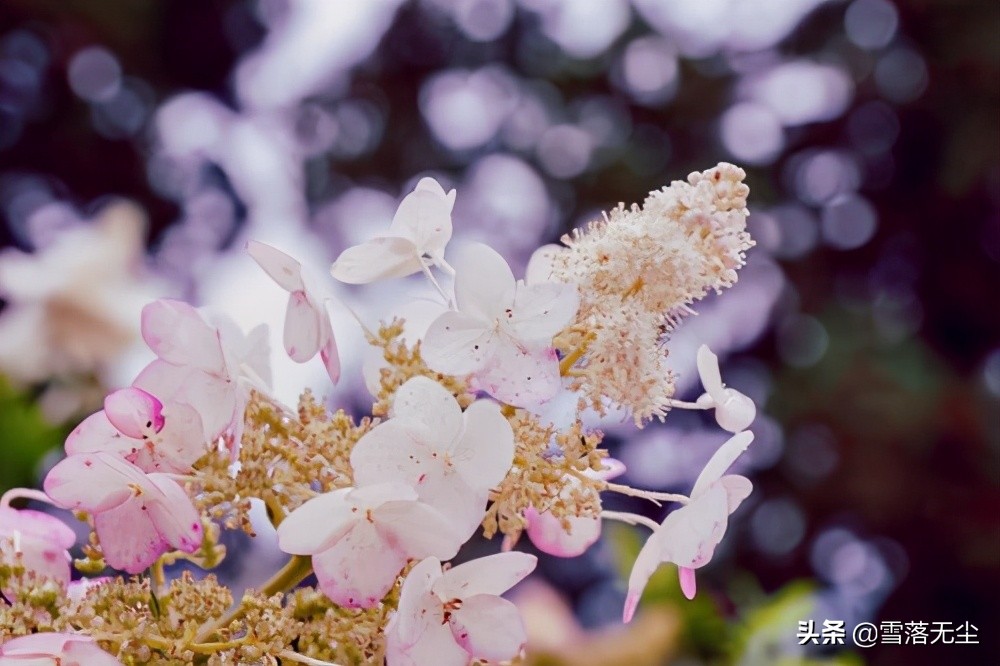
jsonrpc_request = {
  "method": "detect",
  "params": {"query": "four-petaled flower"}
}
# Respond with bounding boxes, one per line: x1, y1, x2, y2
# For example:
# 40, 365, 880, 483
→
350, 376, 514, 540
43, 451, 203, 574
695, 345, 756, 433
247, 240, 340, 383
522, 458, 625, 558
386, 552, 537, 666
0, 632, 123, 665
276, 482, 464, 609
331, 177, 456, 283
623, 431, 754, 621
421, 243, 578, 406
65, 387, 206, 474
133, 299, 271, 454
0, 507, 75, 600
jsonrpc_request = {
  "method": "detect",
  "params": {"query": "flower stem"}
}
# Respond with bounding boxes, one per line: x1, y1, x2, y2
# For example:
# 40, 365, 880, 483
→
559, 333, 595, 375
605, 482, 689, 505
601, 510, 661, 532
195, 554, 313, 642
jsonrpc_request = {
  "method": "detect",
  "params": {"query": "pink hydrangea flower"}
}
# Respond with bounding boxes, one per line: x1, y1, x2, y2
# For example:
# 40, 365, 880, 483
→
0, 506, 75, 599
350, 376, 514, 540
694, 345, 756, 433
0, 632, 123, 665
421, 243, 578, 407
43, 451, 202, 574
132, 299, 271, 453
276, 482, 463, 609
623, 431, 754, 621
386, 552, 537, 666
65, 388, 206, 474
246, 240, 340, 384
522, 458, 625, 558
331, 177, 456, 284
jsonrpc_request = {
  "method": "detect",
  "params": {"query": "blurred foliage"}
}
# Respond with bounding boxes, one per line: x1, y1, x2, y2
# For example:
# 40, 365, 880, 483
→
0, 375, 64, 493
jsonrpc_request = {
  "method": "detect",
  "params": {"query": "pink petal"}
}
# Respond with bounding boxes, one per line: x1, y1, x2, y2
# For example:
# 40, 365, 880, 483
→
524, 508, 601, 558
472, 342, 561, 407
388, 185, 453, 254
104, 387, 165, 439
312, 521, 408, 609
453, 243, 515, 321
421, 310, 497, 376
433, 551, 537, 600
276, 489, 357, 555
0, 508, 75, 550
246, 240, 305, 292
451, 399, 514, 491
94, 498, 169, 573
65, 411, 132, 457
133, 361, 236, 441
330, 237, 423, 284
678, 566, 698, 600
43, 452, 147, 513
390, 376, 464, 443
690, 431, 754, 498
319, 320, 340, 384
449, 594, 527, 663
656, 484, 731, 568
145, 473, 203, 553
284, 292, 322, 362
140, 300, 223, 372
387, 613, 469, 666
138, 402, 207, 473
509, 281, 579, 343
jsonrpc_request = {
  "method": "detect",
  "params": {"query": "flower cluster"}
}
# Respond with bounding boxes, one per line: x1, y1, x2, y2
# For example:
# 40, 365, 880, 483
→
1, 164, 757, 664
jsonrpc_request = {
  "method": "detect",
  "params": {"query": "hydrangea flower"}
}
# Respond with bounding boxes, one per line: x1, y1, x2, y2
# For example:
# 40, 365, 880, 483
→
624, 431, 754, 621
246, 240, 340, 383
385, 552, 537, 666
0, 506, 75, 599
350, 376, 514, 540
522, 458, 625, 557
133, 299, 270, 447
694, 345, 756, 433
65, 388, 206, 474
330, 177, 456, 284
43, 451, 203, 574
0, 633, 123, 665
421, 243, 578, 406
276, 482, 463, 609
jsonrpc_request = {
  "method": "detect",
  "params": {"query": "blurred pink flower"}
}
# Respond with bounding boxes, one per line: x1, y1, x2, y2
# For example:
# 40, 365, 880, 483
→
0, 506, 75, 599
0, 632, 122, 665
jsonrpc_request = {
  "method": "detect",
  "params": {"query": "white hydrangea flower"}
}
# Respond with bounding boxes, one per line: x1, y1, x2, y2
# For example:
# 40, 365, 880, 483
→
694, 344, 756, 432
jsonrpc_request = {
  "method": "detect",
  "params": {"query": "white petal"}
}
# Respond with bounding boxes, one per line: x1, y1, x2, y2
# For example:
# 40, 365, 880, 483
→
623, 529, 666, 623
104, 388, 164, 438
246, 240, 304, 292
375, 500, 463, 560
657, 484, 731, 569
387, 613, 469, 666
276, 489, 356, 555
320, 324, 341, 385
413, 176, 455, 211
43, 452, 147, 513
696, 344, 726, 401
350, 422, 435, 489
691, 431, 754, 498
313, 521, 408, 608
330, 237, 423, 284
138, 401, 207, 473
145, 473, 203, 553
451, 399, 514, 492
390, 376, 463, 443
524, 243, 566, 285
392, 556, 443, 646
284, 292, 322, 362
714, 390, 756, 433
140, 300, 223, 372
421, 311, 497, 375
433, 551, 537, 600
388, 186, 453, 254
453, 243, 515, 321
509, 282, 578, 342
472, 342, 561, 407
94, 498, 168, 573
719, 475, 753, 513
449, 594, 527, 662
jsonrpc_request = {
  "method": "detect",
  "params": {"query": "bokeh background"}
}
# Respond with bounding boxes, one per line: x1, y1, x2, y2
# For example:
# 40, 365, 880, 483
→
0, 1, 997, 664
